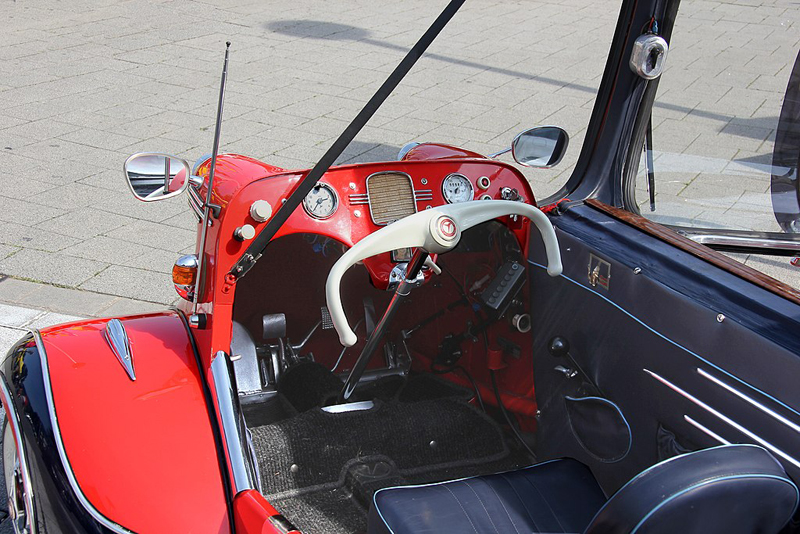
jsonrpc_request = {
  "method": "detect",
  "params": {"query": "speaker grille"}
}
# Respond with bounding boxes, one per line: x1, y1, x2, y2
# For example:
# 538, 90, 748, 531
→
366, 172, 417, 225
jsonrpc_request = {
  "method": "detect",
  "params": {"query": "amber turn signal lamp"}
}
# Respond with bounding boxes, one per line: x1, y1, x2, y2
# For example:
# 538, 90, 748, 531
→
172, 254, 199, 300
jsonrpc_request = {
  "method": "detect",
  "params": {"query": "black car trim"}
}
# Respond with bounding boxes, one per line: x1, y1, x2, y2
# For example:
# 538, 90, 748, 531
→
0, 369, 37, 532
175, 309, 237, 532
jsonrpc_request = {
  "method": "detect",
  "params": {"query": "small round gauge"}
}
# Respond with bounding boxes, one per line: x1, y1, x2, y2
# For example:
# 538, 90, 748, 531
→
442, 173, 474, 204
303, 183, 338, 219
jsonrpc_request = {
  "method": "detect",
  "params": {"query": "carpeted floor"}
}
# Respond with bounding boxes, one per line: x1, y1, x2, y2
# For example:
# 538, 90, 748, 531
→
249, 375, 527, 534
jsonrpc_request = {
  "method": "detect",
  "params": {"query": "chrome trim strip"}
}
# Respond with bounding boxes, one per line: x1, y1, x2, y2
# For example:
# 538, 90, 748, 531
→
698, 367, 800, 435
188, 192, 204, 220
685, 232, 800, 252
188, 187, 208, 223
32, 330, 133, 533
210, 351, 256, 492
0, 370, 37, 533
321, 400, 374, 413
684, 415, 731, 445
644, 368, 800, 470
103, 319, 135, 381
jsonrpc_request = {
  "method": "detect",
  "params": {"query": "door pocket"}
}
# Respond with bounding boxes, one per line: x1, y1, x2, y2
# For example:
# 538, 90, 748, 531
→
565, 396, 632, 463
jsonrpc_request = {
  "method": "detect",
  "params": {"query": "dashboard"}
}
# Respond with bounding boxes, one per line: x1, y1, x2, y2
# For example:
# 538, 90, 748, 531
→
224, 158, 537, 288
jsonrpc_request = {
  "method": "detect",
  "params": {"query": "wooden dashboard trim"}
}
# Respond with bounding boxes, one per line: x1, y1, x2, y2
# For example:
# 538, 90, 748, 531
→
585, 199, 800, 306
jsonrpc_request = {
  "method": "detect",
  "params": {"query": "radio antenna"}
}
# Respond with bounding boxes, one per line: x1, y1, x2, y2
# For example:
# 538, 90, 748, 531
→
192, 41, 231, 320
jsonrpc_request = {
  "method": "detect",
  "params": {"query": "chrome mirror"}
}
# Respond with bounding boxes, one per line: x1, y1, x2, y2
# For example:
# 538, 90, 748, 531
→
123, 153, 192, 202
511, 126, 569, 168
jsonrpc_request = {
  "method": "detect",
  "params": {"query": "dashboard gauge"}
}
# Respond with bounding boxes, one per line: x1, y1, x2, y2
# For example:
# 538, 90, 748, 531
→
303, 183, 338, 219
442, 173, 474, 203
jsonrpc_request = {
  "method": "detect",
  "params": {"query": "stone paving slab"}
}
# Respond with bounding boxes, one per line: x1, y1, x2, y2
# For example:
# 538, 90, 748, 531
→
0, 0, 617, 305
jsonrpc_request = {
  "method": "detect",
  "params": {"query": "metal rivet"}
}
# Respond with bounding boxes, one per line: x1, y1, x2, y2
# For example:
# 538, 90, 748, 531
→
633, 267, 642, 275
354, 210, 361, 217
717, 314, 725, 323
290, 464, 299, 473
429, 440, 437, 449
349, 182, 356, 190
421, 178, 428, 185
425, 205, 432, 210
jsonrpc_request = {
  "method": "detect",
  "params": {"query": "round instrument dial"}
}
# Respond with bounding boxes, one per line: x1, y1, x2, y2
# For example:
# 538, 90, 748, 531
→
442, 173, 474, 204
303, 183, 338, 219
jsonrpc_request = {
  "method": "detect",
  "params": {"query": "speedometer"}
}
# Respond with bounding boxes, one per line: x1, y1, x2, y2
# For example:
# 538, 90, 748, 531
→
303, 183, 338, 219
442, 173, 474, 203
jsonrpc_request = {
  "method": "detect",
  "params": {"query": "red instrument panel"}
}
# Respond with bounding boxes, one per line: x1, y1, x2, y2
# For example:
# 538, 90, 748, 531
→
221, 158, 536, 289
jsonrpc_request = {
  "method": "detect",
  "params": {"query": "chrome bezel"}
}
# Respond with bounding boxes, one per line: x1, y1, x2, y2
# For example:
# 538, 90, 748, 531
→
365, 171, 418, 226
441, 173, 474, 204
123, 152, 192, 203
173, 254, 198, 301
302, 182, 339, 220
511, 125, 569, 169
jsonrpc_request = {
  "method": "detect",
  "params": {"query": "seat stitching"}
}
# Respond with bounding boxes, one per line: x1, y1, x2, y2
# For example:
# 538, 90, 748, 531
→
522, 474, 568, 532
463, 480, 503, 534
479, 478, 522, 534
442, 485, 481, 534
500, 473, 541, 532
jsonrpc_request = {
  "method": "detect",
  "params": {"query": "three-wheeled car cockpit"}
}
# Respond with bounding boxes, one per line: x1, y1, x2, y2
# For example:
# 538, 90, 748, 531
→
3, 0, 800, 532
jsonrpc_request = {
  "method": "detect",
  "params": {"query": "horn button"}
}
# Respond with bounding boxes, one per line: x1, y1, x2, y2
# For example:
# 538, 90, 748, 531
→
429, 214, 459, 250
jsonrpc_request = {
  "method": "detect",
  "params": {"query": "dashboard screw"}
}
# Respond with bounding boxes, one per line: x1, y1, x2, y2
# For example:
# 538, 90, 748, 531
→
421, 178, 428, 185
717, 314, 725, 323
354, 210, 361, 217
633, 267, 642, 274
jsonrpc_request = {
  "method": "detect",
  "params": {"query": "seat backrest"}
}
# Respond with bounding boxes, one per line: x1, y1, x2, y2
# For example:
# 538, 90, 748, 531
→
585, 444, 799, 534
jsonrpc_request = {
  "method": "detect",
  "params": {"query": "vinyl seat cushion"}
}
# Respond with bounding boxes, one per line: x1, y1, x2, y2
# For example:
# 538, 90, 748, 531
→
368, 458, 607, 534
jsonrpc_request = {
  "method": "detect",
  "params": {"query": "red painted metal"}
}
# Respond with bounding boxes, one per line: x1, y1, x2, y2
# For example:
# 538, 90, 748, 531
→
233, 490, 302, 534
186, 154, 543, 429
39, 312, 230, 534
401, 142, 487, 161
193, 156, 536, 358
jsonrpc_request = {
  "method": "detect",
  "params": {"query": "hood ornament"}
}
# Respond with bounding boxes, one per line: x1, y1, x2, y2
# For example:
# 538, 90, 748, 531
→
104, 319, 136, 381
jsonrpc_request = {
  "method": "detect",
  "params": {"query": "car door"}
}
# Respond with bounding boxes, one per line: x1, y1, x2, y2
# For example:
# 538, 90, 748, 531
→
527, 0, 800, 504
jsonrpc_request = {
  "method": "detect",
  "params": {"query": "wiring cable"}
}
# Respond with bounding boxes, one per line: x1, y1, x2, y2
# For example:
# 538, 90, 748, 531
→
483, 331, 536, 459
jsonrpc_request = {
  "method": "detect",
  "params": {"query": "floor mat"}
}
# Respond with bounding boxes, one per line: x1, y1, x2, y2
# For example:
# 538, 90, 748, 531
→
251, 396, 525, 534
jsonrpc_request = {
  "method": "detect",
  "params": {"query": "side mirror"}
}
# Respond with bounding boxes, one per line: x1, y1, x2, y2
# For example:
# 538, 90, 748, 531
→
511, 126, 569, 168
123, 153, 192, 202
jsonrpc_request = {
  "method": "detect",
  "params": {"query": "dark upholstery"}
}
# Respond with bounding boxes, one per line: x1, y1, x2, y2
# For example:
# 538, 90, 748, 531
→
586, 444, 799, 534
368, 459, 607, 534
368, 445, 799, 534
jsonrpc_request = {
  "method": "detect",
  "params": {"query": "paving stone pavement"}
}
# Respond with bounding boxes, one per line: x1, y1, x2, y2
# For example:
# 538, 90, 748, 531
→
0, 0, 619, 307
0, 0, 799, 311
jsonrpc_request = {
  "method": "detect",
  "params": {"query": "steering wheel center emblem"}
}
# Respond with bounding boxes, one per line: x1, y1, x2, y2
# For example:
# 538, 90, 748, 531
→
438, 216, 457, 239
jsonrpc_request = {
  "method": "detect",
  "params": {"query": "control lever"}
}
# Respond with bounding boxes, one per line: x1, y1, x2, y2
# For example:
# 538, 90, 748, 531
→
424, 256, 442, 275
547, 336, 603, 396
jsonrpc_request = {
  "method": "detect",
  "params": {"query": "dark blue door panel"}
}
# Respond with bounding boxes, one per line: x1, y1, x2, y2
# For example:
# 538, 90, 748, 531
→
528, 205, 800, 492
